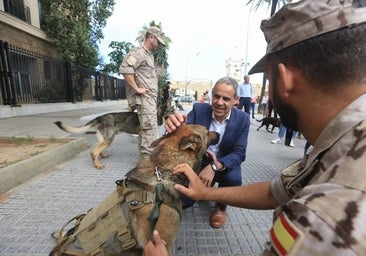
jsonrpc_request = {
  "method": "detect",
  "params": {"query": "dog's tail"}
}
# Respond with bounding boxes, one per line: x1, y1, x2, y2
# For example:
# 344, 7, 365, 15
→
54, 121, 94, 134
255, 118, 264, 122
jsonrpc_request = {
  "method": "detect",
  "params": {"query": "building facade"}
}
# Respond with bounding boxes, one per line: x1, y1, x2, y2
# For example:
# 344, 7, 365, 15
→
225, 58, 244, 82
0, 0, 58, 58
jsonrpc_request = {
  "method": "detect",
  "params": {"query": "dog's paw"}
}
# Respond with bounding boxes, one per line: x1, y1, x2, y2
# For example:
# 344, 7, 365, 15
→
95, 164, 105, 170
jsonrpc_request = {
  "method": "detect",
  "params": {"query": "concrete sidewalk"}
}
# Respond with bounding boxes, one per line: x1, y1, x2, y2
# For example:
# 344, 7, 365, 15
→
0, 103, 306, 256
0, 101, 130, 193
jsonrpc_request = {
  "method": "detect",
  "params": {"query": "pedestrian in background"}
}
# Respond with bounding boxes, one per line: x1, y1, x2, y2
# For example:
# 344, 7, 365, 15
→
261, 91, 269, 117
162, 81, 171, 103
237, 75, 253, 115
271, 123, 297, 147
119, 26, 166, 159
250, 93, 257, 118
266, 98, 277, 118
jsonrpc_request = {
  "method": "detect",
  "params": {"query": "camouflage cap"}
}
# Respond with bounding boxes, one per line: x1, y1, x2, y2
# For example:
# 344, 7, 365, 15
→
249, 0, 366, 75
147, 26, 166, 46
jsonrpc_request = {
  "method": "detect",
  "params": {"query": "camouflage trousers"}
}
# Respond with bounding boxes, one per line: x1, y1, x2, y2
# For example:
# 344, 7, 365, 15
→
133, 94, 158, 156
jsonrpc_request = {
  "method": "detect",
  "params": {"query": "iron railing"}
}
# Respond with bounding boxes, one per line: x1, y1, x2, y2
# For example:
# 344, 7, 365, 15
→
0, 40, 126, 106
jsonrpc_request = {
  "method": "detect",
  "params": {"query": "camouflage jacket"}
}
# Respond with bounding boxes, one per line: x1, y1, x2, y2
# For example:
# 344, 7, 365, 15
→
266, 93, 366, 255
119, 46, 158, 106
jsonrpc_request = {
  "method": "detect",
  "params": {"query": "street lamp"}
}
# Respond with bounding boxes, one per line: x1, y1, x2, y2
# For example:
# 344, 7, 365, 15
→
244, 10, 250, 75
185, 52, 200, 96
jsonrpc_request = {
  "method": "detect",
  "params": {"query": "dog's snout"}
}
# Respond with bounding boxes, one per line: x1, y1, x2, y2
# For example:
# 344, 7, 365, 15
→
208, 131, 220, 146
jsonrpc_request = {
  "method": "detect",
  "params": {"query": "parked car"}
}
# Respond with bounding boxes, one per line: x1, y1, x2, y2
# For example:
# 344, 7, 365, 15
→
180, 96, 195, 103
172, 96, 181, 102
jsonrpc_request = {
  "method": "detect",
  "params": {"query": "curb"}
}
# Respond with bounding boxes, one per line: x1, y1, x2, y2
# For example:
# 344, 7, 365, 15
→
0, 137, 89, 193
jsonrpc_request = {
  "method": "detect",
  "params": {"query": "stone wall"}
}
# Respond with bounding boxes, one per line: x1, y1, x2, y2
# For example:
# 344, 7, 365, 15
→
0, 22, 58, 59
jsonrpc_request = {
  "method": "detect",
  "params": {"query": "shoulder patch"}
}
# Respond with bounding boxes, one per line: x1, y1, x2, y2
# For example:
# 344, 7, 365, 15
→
126, 56, 137, 66
270, 213, 304, 256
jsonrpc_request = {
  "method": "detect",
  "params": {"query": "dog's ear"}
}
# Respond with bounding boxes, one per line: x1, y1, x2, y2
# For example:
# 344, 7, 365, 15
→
179, 134, 201, 151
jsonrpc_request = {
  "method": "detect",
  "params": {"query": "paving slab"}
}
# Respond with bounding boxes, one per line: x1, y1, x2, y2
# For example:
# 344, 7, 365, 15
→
0, 103, 306, 256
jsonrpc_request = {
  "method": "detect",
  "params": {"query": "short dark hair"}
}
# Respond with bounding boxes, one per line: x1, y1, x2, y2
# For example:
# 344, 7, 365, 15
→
267, 23, 366, 92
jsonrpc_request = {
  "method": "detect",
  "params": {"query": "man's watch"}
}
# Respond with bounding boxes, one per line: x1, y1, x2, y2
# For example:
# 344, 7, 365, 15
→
210, 162, 226, 172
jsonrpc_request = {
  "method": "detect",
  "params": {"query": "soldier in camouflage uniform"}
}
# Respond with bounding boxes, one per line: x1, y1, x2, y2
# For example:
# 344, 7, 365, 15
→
144, 0, 366, 255
119, 26, 166, 157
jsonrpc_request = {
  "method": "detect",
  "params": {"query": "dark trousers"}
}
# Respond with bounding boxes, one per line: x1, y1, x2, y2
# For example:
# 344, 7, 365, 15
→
267, 100, 278, 118
238, 97, 251, 115
250, 102, 255, 117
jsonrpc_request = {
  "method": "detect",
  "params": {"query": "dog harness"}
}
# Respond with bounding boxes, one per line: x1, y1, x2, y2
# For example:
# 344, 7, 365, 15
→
51, 173, 182, 256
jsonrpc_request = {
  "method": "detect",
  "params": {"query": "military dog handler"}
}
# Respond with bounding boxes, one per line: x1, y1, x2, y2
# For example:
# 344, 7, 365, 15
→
120, 26, 166, 159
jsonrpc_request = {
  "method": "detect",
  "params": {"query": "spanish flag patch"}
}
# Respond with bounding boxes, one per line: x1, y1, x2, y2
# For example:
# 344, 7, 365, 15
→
270, 213, 303, 256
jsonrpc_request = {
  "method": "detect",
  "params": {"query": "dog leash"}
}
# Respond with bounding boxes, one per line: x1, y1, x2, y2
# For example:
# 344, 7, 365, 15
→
148, 167, 165, 240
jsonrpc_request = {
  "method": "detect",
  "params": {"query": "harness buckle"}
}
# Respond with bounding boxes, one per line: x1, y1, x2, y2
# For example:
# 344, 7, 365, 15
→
154, 166, 163, 182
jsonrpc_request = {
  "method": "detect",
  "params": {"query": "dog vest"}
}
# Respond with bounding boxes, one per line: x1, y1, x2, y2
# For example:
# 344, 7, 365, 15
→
51, 178, 181, 256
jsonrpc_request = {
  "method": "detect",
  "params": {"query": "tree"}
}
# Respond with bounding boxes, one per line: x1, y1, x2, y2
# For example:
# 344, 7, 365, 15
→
246, 0, 291, 14
39, 0, 115, 68
246, 0, 292, 113
103, 41, 134, 74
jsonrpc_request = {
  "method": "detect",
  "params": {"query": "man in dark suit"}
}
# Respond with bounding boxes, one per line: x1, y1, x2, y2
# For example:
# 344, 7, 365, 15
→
165, 76, 250, 228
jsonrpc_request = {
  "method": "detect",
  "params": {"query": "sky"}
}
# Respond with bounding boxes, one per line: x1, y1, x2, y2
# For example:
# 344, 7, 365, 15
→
98, 0, 274, 84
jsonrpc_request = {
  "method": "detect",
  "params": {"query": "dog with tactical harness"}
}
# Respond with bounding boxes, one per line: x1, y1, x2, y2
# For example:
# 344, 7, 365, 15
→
49, 124, 219, 256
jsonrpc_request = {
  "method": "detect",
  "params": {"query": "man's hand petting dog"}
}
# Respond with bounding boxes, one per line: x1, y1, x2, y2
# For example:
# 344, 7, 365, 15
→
199, 150, 220, 187
164, 113, 187, 133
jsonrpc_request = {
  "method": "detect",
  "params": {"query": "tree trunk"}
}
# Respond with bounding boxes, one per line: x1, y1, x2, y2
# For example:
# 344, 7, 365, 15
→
258, 0, 278, 111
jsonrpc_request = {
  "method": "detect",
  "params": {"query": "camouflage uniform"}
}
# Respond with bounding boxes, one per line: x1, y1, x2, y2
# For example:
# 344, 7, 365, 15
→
119, 46, 158, 155
265, 94, 366, 255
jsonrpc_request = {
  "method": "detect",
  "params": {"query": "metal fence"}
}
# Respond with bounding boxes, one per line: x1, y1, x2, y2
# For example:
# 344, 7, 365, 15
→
0, 40, 126, 106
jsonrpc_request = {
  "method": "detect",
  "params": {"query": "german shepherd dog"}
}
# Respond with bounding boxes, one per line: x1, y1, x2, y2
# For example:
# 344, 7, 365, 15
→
49, 125, 219, 256
256, 117, 281, 133
54, 112, 140, 169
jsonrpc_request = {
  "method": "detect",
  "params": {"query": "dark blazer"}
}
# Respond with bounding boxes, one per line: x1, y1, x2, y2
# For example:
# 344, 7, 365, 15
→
187, 103, 250, 174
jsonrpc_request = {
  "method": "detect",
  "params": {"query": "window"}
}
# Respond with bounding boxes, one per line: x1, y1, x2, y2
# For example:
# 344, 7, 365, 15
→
3, 0, 31, 24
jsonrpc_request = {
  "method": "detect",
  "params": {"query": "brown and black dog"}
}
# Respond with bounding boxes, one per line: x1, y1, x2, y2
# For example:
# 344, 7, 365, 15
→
54, 112, 140, 169
256, 117, 281, 133
49, 124, 219, 256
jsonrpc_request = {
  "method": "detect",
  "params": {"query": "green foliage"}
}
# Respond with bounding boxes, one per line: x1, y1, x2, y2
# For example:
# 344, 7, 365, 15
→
103, 41, 134, 74
89, 0, 115, 47
246, 0, 291, 11
37, 79, 64, 103
39, 0, 115, 68
135, 21, 171, 68
8, 136, 34, 144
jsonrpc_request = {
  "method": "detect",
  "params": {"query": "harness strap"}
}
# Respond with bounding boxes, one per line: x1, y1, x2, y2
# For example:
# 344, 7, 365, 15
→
148, 182, 164, 233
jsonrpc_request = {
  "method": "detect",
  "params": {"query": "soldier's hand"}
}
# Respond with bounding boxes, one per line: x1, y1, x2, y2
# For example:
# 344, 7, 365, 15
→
143, 230, 168, 256
173, 163, 208, 201
136, 87, 149, 95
